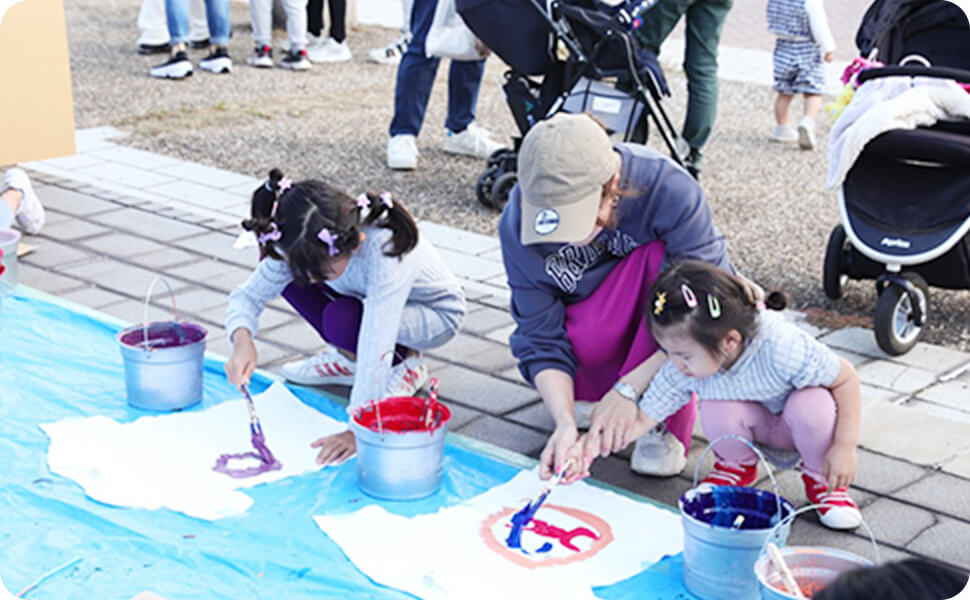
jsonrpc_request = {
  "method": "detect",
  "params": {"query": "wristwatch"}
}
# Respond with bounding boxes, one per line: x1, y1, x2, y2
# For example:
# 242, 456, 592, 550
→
612, 381, 640, 403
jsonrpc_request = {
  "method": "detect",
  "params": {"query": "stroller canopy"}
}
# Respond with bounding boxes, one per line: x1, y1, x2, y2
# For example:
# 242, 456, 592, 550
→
856, 0, 970, 69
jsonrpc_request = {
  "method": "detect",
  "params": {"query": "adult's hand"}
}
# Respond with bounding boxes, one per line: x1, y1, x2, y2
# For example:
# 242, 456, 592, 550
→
587, 390, 641, 457
539, 424, 580, 481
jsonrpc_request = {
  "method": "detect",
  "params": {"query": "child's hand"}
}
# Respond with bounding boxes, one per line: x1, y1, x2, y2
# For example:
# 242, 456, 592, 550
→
311, 430, 356, 465
225, 330, 258, 389
823, 442, 857, 490
824, 51, 836, 63
561, 438, 590, 484
540, 424, 579, 481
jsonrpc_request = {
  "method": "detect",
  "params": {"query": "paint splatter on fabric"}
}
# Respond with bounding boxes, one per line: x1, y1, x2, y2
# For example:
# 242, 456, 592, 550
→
213, 430, 282, 478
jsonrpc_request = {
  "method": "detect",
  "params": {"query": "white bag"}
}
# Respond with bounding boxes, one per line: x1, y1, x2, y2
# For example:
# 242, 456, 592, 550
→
425, 0, 483, 61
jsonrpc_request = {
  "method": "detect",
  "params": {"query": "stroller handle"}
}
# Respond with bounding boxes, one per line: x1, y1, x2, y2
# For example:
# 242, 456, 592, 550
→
857, 65, 970, 86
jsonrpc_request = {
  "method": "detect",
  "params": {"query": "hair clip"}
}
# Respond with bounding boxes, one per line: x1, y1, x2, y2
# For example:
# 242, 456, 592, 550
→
257, 222, 282, 245
380, 191, 394, 209
755, 301, 766, 311
355, 193, 371, 210
707, 294, 721, 319
653, 291, 667, 316
317, 227, 340, 257
278, 177, 293, 193
681, 284, 698, 309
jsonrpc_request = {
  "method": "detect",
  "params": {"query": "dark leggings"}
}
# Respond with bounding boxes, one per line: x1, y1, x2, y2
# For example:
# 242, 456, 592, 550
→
307, 0, 346, 41
281, 281, 408, 364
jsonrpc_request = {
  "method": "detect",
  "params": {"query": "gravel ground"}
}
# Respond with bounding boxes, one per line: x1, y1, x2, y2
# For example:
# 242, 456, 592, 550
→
64, 0, 970, 350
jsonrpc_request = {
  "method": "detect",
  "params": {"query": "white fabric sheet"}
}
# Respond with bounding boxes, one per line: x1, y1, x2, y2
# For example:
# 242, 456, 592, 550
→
313, 469, 684, 600
41, 382, 346, 520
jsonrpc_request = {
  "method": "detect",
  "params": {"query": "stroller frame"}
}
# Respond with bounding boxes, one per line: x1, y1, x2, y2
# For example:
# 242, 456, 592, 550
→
471, 0, 690, 210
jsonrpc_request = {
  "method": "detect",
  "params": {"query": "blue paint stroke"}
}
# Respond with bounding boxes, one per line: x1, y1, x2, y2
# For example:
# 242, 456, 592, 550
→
505, 488, 551, 550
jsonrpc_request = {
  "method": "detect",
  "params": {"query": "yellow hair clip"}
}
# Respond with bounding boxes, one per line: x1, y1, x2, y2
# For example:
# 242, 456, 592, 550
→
653, 292, 667, 316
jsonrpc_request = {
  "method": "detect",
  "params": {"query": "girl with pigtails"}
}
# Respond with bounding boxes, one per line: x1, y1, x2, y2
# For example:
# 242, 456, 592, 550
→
224, 169, 466, 465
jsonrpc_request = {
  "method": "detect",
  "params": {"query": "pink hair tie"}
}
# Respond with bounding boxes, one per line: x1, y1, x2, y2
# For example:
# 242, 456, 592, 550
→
756, 301, 767, 311
317, 227, 340, 257
380, 191, 394, 209
355, 193, 371, 210
257, 223, 282, 245
278, 177, 293, 192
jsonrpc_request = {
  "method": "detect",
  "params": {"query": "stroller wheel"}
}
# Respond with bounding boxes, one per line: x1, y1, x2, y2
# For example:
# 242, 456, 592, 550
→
489, 172, 518, 211
874, 272, 929, 356
477, 167, 500, 208
486, 148, 512, 169
823, 225, 850, 300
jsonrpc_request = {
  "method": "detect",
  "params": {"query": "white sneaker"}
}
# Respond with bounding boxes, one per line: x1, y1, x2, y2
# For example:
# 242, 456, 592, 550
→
367, 34, 409, 65
798, 116, 817, 150
442, 123, 503, 159
198, 47, 232, 74
770, 124, 798, 143
384, 355, 429, 397
150, 50, 193, 79
280, 347, 356, 386
3, 168, 44, 234
307, 37, 352, 63
630, 425, 687, 477
387, 134, 419, 170
246, 45, 273, 68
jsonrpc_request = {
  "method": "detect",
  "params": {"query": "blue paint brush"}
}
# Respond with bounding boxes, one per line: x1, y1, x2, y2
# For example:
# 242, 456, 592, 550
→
506, 460, 574, 550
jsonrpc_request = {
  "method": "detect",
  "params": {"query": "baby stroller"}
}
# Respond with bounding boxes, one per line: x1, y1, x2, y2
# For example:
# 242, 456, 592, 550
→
458, 0, 690, 210
823, 0, 970, 355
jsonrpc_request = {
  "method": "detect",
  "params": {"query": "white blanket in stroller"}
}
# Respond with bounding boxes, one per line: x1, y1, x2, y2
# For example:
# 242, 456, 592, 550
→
827, 77, 970, 189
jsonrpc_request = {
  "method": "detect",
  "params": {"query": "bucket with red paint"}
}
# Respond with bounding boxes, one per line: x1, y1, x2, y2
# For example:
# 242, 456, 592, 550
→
350, 385, 451, 500
117, 277, 207, 411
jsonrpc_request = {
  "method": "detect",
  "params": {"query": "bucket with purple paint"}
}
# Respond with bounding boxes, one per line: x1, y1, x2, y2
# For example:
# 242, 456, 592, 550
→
117, 277, 207, 411
350, 388, 451, 501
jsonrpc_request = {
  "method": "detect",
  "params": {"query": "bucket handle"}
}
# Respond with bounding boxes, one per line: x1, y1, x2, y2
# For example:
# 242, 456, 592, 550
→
758, 504, 881, 566
692, 434, 784, 522
141, 277, 182, 349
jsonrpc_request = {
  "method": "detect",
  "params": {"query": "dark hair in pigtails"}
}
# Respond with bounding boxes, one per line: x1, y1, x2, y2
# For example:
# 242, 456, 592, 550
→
242, 168, 287, 259
647, 260, 786, 359
359, 191, 418, 257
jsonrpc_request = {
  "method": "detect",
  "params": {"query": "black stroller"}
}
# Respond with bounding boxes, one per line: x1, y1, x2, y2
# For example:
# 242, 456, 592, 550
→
823, 0, 970, 355
457, 0, 690, 210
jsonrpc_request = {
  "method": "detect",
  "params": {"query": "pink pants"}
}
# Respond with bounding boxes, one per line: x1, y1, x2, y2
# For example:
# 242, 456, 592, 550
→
699, 387, 838, 480
564, 242, 696, 455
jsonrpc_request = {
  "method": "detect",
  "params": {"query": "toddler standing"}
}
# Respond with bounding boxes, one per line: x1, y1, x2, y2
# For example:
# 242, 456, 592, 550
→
767, 0, 836, 150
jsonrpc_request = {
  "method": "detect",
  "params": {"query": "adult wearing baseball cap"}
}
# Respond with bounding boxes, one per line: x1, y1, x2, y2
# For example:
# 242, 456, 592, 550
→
499, 112, 749, 482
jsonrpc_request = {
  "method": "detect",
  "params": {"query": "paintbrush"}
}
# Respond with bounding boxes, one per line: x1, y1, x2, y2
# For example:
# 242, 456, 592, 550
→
523, 459, 574, 515
766, 542, 806, 599
240, 384, 263, 436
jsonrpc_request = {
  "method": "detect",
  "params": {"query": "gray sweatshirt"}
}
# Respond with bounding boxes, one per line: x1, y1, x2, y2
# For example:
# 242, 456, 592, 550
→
225, 226, 466, 408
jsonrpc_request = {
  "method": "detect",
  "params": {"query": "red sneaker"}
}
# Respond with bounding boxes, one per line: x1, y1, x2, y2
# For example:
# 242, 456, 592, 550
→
801, 473, 862, 530
699, 462, 759, 488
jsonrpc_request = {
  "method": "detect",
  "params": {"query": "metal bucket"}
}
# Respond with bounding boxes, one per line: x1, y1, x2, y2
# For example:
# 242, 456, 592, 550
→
679, 435, 795, 600
0, 229, 20, 287
754, 505, 879, 599
350, 393, 451, 500
117, 278, 207, 411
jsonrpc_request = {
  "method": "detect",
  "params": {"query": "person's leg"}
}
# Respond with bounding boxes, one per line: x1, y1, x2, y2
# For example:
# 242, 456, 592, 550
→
327, 0, 347, 43
401, 0, 414, 35
164, 0, 191, 45
188, 0, 211, 43
444, 59, 485, 134
680, 0, 733, 153
249, 0, 273, 48
389, 0, 440, 137
778, 387, 837, 481
306, 0, 324, 37
202, 0, 230, 46
634, 0, 689, 56
138, 0, 170, 47
774, 93, 794, 125
698, 400, 780, 465
803, 93, 822, 120
283, 0, 308, 50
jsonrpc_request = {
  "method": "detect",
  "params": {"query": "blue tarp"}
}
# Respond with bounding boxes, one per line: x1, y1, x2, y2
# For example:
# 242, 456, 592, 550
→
0, 290, 697, 599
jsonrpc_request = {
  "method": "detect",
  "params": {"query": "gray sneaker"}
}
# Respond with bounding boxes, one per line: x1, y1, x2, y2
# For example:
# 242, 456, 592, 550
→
3, 168, 44, 234
630, 425, 687, 477
798, 117, 817, 150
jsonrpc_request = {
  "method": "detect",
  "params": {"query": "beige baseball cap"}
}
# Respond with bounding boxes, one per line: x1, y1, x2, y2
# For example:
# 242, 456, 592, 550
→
517, 113, 621, 245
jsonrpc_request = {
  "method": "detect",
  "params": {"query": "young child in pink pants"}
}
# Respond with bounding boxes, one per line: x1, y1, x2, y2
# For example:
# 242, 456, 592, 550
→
581, 260, 864, 530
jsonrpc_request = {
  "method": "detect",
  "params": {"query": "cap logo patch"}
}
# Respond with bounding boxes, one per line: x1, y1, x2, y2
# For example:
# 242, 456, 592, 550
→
534, 209, 560, 236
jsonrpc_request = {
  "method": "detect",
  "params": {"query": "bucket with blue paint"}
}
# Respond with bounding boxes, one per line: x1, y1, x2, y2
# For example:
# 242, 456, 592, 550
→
679, 435, 795, 600
117, 277, 207, 411
754, 505, 878, 599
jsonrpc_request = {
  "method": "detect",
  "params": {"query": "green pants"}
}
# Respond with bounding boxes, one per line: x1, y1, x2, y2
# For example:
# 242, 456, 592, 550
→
636, 0, 733, 159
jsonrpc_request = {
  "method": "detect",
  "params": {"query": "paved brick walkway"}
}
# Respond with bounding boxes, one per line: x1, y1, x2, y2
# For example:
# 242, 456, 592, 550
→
13, 127, 970, 573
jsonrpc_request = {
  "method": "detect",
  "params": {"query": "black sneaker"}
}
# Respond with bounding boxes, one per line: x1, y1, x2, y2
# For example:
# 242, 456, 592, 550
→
149, 50, 193, 79
247, 45, 273, 68
279, 48, 311, 71
138, 42, 169, 55
199, 46, 232, 74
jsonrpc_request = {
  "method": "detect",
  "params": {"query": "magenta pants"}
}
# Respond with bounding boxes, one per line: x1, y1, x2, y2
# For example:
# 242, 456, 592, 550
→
699, 387, 838, 480
563, 242, 696, 455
